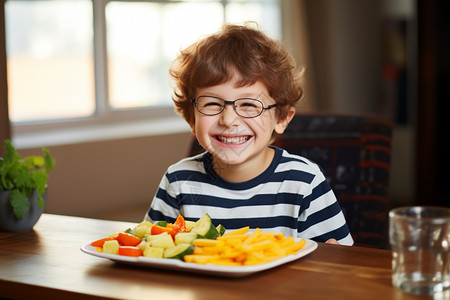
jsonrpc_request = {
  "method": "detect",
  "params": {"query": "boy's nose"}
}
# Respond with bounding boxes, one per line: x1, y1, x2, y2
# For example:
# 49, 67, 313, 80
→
219, 104, 240, 127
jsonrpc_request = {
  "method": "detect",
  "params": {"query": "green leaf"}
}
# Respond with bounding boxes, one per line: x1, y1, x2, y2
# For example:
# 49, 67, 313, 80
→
9, 190, 31, 219
1, 140, 22, 189
37, 195, 45, 209
25, 156, 44, 168
32, 170, 47, 196
43, 148, 55, 172
3, 140, 21, 164
12, 164, 33, 189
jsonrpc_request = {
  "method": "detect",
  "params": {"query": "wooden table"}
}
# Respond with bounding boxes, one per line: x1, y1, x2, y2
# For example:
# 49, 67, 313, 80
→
0, 214, 438, 300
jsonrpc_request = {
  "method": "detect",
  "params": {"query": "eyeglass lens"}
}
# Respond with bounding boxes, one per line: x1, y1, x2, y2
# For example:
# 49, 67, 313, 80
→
195, 96, 264, 117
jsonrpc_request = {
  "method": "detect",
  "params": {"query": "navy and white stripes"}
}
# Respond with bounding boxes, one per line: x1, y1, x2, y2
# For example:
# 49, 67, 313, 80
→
145, 146, 354, 245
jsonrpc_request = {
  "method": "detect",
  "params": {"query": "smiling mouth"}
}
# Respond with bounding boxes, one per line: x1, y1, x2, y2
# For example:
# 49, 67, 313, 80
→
216, 135, 250, 145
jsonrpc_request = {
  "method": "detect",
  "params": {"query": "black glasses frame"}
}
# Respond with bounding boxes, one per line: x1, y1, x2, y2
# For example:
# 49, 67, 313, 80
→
190, 96, 277, 118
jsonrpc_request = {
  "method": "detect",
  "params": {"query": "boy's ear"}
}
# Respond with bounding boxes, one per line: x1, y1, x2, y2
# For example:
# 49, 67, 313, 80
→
190, 122, 196, 135
274, 107, 296, 135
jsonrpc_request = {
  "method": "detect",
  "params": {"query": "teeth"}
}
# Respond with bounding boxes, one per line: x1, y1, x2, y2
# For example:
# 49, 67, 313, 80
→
218, 136, 249, 144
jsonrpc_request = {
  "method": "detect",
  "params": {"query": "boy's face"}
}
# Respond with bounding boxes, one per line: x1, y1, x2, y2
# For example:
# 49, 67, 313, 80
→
190, 78, 294, 169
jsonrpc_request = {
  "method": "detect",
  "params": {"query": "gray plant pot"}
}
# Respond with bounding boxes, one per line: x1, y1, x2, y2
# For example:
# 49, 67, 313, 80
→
0, 190, 46, 231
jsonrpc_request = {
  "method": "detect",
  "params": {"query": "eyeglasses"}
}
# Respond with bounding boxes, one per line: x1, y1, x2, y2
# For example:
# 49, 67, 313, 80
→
191, 96, 277, 118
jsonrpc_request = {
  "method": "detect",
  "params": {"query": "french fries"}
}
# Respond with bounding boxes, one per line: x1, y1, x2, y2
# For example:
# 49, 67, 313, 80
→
183, 227, 306, 266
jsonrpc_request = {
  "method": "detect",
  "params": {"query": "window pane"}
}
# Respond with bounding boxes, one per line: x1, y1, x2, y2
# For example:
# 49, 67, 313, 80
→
5, 0, 94, 123
106, 1, 223, 109
226, 0, 281, 39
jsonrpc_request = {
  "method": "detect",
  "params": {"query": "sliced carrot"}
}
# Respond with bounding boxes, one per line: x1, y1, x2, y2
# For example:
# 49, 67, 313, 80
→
172, 214, 186, 233
91, 236, 117, 247
151, 225, 175, 237
117, 232, 142, 247
118, 246, 142, 257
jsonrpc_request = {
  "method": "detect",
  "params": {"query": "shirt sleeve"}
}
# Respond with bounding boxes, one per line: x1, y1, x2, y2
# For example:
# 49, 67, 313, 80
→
144, 171, 181, 223
297, 165, 354, 246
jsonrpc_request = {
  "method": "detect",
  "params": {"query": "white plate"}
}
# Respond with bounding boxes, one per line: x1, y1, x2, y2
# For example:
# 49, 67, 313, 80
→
81, 238, 317, 277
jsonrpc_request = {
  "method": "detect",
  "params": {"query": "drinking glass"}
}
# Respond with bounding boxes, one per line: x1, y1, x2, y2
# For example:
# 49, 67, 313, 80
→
389, 206, 450, 295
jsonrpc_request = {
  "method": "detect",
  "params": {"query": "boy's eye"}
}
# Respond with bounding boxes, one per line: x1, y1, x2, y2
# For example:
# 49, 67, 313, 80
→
239, 102, 258, 108
203, 101, 223, 107
197, 96, 223, 107
236, 99, 262, 109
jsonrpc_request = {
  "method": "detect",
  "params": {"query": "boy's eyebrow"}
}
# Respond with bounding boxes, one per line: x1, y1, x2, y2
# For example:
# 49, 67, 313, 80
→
199, 92, 263, 100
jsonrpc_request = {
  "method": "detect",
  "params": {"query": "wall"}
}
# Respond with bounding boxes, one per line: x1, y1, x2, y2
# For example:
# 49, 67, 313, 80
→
305, 0, 383, 113
18, 132, 192, 222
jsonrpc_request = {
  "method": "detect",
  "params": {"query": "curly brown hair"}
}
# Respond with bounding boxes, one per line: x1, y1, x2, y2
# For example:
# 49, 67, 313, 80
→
169, 23, 304, 126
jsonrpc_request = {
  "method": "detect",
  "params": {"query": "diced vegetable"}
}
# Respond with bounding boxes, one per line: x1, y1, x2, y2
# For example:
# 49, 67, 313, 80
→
216, 224, 226, 236
91, 236, 117, 247
185, 221, 196, 231
117, 232, 142, 246
135, 220, 153, 228
119, 246, 143, 257
149, 234, 175, 249
132, 221, 153, 238
143, 246, 164, 258
133, 226, 151, 238
137, 240, 148, 251
124, 228, 135, 235
154, 221, 168, 227
164, 243, 193, 260
103, 240, 120, 255
174, 232, 201, 245
150, 225, 175, 237
191, 213, 219, 239
145, 232, 169, 241
151, 216, 186, 238
170, 215, 186, 233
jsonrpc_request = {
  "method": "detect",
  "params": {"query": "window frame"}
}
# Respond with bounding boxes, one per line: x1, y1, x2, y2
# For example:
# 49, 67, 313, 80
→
12, 0, 184, 138
7, 0, 282, 149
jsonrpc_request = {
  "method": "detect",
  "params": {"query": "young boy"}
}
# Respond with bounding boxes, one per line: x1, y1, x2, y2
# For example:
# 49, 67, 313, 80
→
145, 23, 353, 246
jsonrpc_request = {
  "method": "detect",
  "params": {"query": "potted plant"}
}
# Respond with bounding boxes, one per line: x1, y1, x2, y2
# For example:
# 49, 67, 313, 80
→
0, 139, 55, 231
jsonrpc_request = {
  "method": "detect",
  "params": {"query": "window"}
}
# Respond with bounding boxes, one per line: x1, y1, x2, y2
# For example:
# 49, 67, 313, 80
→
5, 0, 94, 122
5, 0, 281, 146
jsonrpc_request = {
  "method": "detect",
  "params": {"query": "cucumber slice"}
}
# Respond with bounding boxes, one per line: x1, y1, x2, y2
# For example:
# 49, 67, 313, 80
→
185, 220, 196, 231
216, 224, 226, 236
163, 243, 193, 260
191, 214, 219, 239
174, 232, 201, 245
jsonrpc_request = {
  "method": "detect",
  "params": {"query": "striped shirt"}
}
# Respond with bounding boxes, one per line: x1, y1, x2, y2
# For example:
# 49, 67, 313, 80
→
145, 146, 354, 245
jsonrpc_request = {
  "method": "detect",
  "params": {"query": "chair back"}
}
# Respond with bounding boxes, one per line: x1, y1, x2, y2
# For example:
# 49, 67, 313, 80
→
274, 112, 393, 248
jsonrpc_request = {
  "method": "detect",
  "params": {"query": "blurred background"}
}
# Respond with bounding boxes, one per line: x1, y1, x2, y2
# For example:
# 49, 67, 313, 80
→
0, 0, 448, 222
